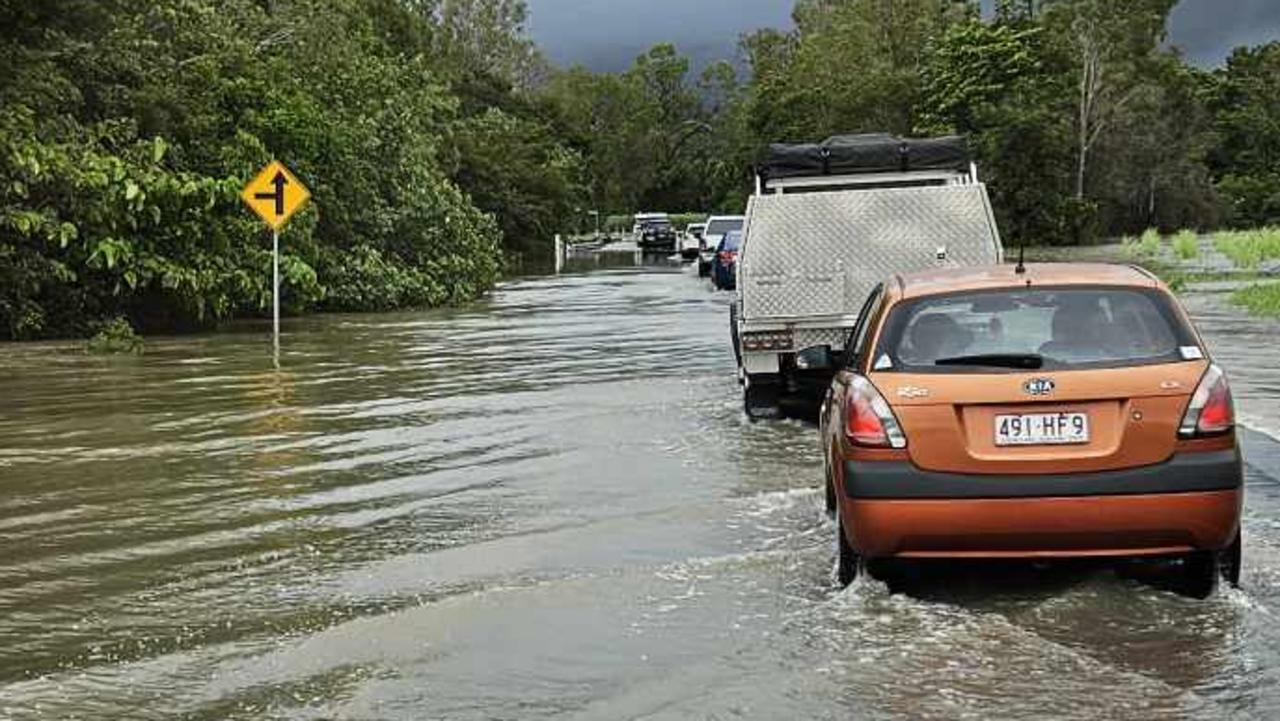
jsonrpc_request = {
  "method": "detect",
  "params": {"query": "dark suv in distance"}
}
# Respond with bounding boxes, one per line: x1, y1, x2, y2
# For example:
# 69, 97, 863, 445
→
638, 219, 677, 252
711, 230, 742, 290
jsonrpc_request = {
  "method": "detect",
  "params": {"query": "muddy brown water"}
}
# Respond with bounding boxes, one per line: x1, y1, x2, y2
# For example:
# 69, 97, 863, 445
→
2, 259, 1280, 720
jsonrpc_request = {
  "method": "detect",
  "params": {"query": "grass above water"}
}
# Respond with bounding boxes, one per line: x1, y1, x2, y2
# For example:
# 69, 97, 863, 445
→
1231, 283, 1280, 317
1172, 230, 1199, 261
1214, 227, 1280, 270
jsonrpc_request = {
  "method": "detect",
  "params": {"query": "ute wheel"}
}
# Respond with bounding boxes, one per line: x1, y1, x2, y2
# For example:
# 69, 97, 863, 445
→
1180, 550, 1219, 599
836, 510, 859, 588
729, 304, 742, 371
1220, 530, 1242, 588
743, 378, 780, 421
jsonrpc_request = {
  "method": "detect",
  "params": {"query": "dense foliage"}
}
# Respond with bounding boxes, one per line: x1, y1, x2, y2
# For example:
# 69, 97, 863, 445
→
0, 0, 582, 339
3, 0, 1278, 340
545, 0, 1279, 247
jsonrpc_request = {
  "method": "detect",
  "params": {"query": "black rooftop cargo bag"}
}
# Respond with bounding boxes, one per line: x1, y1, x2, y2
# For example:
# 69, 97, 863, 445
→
761, 134, 969, 180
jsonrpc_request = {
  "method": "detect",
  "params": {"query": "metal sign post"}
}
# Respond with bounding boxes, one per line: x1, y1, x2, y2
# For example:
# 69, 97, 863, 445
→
273, 230, 280, 359
241, 161, 310, 362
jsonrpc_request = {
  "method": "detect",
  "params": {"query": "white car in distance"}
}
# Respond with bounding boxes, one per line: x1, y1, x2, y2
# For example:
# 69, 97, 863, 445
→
698, 216, 745, 277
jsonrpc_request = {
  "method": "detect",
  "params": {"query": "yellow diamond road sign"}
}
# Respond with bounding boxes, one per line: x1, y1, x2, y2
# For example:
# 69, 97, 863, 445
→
241, 160, 310, 231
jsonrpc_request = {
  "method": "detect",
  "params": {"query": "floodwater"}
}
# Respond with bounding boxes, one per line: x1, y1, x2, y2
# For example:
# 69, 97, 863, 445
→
2, 260, 1280, 720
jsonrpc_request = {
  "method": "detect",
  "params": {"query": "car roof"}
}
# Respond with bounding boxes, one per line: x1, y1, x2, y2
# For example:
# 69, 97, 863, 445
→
890, 263, 1161, 300
706, 215, 745, 222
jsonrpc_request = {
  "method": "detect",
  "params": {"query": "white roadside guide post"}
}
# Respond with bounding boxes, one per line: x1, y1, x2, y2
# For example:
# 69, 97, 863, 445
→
240, 161, 311, 363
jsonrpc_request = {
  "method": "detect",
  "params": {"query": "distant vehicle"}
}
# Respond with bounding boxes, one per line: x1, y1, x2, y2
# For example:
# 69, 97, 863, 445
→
711, 230, 741, 290
734, 134, 1002, 420
814, 263, 1243, 598
631, 212, 668, 237
638, 217, 677, 252
698, 216, 745, 277
680, 222, 707, 260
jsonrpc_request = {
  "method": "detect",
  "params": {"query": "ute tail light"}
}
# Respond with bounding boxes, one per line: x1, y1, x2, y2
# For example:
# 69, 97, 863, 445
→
1179, 364, 1234, 438
741, 330, 794, 352
845, 376, 907, 449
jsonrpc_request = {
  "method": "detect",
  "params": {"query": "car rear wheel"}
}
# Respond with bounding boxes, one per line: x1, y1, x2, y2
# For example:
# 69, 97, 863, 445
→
836, 511, 859, 588
824, 472, 836, 516
1180, 550, 1220, 599
1220, 530, 1242, 588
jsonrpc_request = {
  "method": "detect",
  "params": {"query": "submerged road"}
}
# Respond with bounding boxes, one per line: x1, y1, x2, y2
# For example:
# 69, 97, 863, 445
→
1, 265, 1280, 719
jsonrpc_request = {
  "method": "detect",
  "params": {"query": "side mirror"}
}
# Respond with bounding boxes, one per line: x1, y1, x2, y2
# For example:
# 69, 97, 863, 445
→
795, 345, 835, 371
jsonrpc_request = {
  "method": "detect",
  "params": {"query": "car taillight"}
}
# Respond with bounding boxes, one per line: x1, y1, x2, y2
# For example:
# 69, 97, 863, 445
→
844, 376, 907, 449
1179, 364, 1234, 438
719, 251, 737, 263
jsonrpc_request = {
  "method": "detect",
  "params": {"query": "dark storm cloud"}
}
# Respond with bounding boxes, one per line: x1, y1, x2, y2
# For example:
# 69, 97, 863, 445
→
1169, 0, 1280, 64
524, 0, 1280, 71
524, 0, 793, 71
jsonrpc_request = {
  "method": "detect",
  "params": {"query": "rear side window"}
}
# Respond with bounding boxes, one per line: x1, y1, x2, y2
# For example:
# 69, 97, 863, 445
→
874, 287, 1199, 373
706, 219, 742, 236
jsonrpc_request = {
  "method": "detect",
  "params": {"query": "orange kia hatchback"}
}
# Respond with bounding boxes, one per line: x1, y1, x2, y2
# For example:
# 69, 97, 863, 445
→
811, 263, 1242, 597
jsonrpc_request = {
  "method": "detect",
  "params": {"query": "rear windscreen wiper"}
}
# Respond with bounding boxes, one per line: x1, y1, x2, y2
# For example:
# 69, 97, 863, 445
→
934, 353, 1045, 370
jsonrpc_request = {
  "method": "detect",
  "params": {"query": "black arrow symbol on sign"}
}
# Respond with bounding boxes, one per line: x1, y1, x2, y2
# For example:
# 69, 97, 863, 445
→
253, 171, 288, 216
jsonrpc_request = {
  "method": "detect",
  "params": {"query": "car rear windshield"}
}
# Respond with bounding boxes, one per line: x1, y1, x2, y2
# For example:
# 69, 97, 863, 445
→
643, 220, 672, 229
705, 218, 742, 236
873, 286, 1199, 373
721, 232, 742, 251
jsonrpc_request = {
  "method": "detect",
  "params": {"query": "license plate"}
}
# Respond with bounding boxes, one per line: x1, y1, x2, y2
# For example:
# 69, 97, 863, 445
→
995, 412, 1090, 447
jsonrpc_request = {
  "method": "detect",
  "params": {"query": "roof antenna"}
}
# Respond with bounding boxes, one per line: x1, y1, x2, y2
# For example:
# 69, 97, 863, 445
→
1014, 242, 1026, 275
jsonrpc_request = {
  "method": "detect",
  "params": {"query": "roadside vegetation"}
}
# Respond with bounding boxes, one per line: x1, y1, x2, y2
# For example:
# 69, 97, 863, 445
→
1214, 228, 1280, 270
4, 1, 1280, 340
1173, 230, 1200, 261
1231, 283, 1280, 317
1, 1, 577, 340
86, 317, 144, 355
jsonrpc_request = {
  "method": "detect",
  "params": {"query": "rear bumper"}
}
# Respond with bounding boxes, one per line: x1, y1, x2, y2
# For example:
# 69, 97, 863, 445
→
840, 451, 1243, 558
639, 236, 676, 248
843, 490, 1242, 559
842, 450, 1242, 500
713, 266, 736, 289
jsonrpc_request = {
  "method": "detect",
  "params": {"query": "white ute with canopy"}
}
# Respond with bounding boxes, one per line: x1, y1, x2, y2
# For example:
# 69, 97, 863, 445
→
733, 134, 1004, 419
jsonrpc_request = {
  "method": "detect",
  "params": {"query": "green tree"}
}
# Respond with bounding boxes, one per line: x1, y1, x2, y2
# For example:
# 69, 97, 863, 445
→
0, 0, 510, 340
744, 0, 973, 141
1208, 42, 1280, 227
919, 19, 1081, 245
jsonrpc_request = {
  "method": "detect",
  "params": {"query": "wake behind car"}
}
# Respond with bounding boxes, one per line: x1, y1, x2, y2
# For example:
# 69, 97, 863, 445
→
812, 263, 1243, 598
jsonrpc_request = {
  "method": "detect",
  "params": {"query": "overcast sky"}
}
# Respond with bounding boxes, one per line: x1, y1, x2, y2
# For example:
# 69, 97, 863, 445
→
525, 0, 1280, 72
